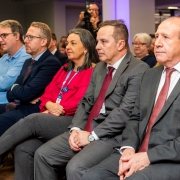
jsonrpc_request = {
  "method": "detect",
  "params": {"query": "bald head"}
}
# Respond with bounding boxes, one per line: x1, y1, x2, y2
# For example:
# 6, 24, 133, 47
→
154, 16, 180, 67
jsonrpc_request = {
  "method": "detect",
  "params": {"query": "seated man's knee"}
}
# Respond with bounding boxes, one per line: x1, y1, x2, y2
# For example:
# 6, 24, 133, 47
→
34, 145, 49, 162
66, 160, 78, 175
82, 168, 104, 180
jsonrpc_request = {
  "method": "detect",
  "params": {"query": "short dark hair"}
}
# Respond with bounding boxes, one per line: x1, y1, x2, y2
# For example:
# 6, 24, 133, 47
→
51, 33, 57, 41
0, 20, 24, 43
89, 2, 101, 15
149, 34, 155, 39
60, 36, 67, 41
99, 20, 129, 48
64, 28, 99, 71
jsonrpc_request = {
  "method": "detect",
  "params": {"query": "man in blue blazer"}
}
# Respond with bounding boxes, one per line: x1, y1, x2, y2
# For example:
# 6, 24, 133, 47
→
0, 22, 61, 135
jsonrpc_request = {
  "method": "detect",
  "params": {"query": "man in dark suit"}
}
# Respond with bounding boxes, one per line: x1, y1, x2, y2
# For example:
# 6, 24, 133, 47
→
81, 16, 180, 180
33, 20, 149, 180
48, 32, 68, 65
0, 22, 61, 135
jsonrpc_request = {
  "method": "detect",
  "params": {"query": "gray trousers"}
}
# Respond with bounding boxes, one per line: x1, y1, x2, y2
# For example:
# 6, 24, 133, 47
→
81, 151, 180, 180
0, 113, 73, 180
34, 132, 117, 180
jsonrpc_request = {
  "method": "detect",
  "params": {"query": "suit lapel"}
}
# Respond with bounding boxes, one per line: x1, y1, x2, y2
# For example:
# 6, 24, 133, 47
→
139, 66, 164, 136
155, 78, 180, 123
23, 49, 50, 84
23, 59, 33, 83
145, 66, 164, 122
106, 52, 130, 97
96, 63, 107, 97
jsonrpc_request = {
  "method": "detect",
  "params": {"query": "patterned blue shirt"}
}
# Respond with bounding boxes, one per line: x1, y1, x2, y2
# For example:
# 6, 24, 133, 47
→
0, 45, 31, 104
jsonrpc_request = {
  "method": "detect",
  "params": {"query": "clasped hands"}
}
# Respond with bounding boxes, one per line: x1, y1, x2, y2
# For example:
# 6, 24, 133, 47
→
43, 101, 65, 116
68, 130, 90, 152
118, 148, 150, 180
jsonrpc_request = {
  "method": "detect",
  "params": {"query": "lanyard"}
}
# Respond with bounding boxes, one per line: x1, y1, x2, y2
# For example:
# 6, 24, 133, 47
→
56, 69, 79, 104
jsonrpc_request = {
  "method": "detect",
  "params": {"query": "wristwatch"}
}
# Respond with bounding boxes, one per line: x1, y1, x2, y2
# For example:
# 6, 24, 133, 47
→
88, 133, 95, 142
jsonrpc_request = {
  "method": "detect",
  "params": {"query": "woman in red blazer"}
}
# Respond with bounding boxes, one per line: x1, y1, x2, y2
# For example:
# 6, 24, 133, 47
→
0, 28, 99, 179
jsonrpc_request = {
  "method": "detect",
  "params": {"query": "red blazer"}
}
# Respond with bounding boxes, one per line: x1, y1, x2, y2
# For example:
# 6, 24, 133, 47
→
40, 64, 94, 116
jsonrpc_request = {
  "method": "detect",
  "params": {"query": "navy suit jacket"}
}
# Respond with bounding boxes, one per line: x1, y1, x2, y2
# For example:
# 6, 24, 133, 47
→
7, 49, 61, 116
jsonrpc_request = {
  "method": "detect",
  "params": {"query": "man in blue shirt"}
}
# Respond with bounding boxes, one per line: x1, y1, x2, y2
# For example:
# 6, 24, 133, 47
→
0, 20, 31, 104
0, 21, 61, 136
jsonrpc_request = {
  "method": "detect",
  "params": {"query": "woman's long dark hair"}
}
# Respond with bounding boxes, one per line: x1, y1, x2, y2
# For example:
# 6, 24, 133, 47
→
64, 28, 99, 71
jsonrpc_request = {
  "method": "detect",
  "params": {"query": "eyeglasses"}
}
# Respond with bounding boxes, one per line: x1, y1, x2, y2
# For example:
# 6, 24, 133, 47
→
23, 35, 41, 41
132, 42, 146, 47
0, 33, 14, 40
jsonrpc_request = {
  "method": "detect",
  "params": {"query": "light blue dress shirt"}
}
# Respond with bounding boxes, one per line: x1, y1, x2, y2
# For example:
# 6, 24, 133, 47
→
0, 45, 31, 104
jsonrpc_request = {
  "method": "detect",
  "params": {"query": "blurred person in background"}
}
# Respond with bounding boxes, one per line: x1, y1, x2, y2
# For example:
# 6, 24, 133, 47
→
59, 36, 67, 43
76, 2, 101, 39
132, 33, 156, 68
49, 33, 67, 65
149, 33, 155, 56
58, 41, 67, 55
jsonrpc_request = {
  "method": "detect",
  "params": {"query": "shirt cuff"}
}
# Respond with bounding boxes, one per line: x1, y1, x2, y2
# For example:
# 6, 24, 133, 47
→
119, 146, 135, 154
69, 127, 81, 134
91, 131, 99, 140
11, 84, 19, 91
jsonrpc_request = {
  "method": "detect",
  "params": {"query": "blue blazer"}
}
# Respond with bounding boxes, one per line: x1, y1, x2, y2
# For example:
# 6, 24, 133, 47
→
7, 49, 61, 116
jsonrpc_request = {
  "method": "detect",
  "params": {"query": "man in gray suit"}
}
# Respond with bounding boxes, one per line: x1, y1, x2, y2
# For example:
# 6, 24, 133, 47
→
34, 20, 149, 180
81, 17, 180, 180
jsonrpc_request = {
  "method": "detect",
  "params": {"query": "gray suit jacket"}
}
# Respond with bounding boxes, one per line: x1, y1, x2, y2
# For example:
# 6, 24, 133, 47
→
119, 65, 180, 163
69, 51, 149, 142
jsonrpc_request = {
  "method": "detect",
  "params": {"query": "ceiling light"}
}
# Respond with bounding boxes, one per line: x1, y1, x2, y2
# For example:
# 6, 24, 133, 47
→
168, 6, 178, 9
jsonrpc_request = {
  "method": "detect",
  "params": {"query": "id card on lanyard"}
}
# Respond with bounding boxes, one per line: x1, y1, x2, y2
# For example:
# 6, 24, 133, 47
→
56, 69, 79, 104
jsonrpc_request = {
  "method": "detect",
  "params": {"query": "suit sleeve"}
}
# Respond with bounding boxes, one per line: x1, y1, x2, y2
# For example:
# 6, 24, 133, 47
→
93, 63, 149, 139
147, 136, 180, 163
118, 86, 141, 150
7, 58, 61, 102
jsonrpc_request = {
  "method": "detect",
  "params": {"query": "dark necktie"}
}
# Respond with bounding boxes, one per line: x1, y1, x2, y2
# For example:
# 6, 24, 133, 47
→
84, 66, 115, 132
139, 68, 175, 152
23, 59, 35, 82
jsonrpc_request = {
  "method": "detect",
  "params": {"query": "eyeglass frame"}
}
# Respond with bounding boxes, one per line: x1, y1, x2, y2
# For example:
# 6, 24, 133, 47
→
23, 35, 42, 41
132, 42, 146, 47
0, 33, 14, 40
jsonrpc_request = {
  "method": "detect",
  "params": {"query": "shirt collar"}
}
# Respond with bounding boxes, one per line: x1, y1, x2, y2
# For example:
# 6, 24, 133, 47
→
51, 48, 57, 55
32, 49, 46, 61
163, 61, 180, 74
107, 53, 126, 70
6, 45, 26, 61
